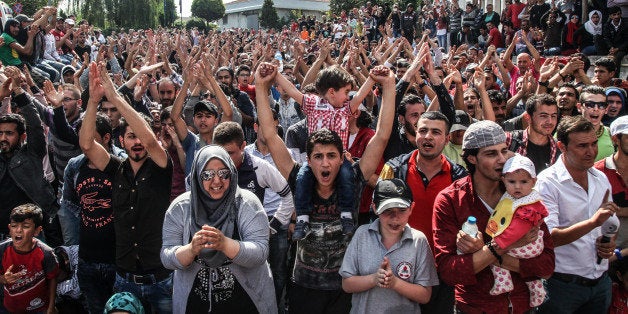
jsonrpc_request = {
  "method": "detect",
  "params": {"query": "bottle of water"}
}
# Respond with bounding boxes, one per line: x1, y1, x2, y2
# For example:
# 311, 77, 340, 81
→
457, 216, 479, 255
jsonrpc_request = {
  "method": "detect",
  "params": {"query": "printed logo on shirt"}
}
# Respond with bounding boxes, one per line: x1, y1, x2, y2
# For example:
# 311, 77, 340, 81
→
396, 261, 413, 280
247, 181, 256, 190
27, 298, 43, 311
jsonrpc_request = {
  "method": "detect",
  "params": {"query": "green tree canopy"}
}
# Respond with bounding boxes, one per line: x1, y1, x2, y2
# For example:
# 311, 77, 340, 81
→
259, 0, 279, 29
191, 0, 225, 23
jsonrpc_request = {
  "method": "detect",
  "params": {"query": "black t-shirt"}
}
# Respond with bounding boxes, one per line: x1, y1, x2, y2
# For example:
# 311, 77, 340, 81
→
0, 172, 31, 236
74, 45, 91, 60
525, 141, 554, 174
77, 159, 120, 263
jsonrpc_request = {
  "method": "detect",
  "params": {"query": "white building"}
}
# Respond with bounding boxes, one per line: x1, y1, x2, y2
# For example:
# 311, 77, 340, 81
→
220, 0, 329, 29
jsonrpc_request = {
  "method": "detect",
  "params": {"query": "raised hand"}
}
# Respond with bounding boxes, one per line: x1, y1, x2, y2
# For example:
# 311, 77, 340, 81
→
42, 80, 65, 108
88, 62, 105, 103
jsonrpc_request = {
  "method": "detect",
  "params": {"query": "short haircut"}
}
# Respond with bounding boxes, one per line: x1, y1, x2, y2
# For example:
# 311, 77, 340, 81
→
306, 129, 343, 158
525, 93, 557, 116
215, 66, 234, 79
356, 110, 373, 128
315, 65, 355, 96
160, 106, 172, 122
556, 116, 594, 146
487, 90, 505, 103
236, 65, 251, 76
580, 85, 606, 103
118, 113, 153, 135
0, 113, 26, 136
595, 57, 617, 73
399, 94, 424, 116
420, 111, 451, 133
62, 83, 81, 100
558, 83, 580, 99
213, 121, 245, 146
10, 203, 43, 227
95, 113, 113, 140
156, 77, 179, 91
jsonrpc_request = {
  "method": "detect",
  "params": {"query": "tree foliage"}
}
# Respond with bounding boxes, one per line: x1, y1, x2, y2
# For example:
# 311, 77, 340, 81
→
259, 0, 279, 29
21, 0, 58, 16
329, 0, 361, 15
63, 0, 176, 29
191, 0, 225, 23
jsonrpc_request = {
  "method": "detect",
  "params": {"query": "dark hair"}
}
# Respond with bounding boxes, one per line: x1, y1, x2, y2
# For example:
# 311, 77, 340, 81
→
525, 93, 557, 116
356, 110, 373, 128
595, 57, 617, 73
556, 116, 594, 145
10, 203, 43, 227
118, 112, 153, 136
160, 106, 172, 122
301, 83, 318, 94
306, 129, 343, 158
95, 113, 112, 142
487, 90, 505, 103
3, 18, 19, 34
236, 65, 251, 76
558, 83, 580, 100
315, 65, 355, 96
213, 121, 245, 146
420, 111, 451, 133
215, 66, 235, 79
0, 113, 26, 135
580, 85, 606, 103
399, 94, 424, 116
462, 148, 479, 175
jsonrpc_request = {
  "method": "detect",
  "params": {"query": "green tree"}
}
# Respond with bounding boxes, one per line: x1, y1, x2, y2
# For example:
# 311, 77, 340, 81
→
259, 0, 279, 29
22, 0, 59, 16
191, 0, 225, 24
329, 0, 360, 16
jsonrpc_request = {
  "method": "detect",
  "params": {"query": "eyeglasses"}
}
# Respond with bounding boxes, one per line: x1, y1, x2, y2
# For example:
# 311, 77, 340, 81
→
583, 101, 608, 109
63, 97, 79, 103
200, 169, 231, 181
100, 107, 118, 113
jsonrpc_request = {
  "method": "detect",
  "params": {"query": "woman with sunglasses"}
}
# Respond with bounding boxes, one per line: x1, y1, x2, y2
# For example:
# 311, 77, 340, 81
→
161, 145, 276, 314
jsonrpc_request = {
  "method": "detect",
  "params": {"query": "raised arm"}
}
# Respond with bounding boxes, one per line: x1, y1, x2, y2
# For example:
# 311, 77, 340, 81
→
358, 66, 396, 179
255, 63, 296, 180
98, 61, 168, 168
79, 63, 111, 171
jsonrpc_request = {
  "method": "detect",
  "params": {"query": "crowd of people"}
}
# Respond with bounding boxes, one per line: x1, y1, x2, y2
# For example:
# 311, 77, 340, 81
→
0, 0, 627, 313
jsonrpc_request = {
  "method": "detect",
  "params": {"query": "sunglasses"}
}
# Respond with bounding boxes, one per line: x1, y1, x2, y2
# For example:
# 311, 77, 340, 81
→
200, 169, 231, 181
583, 101, 608, 109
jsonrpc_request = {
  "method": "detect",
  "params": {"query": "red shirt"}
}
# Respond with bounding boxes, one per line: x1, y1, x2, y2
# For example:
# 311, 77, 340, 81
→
239, 84, 256, 105
507, 2, 526, 29
433, 176, 555, 314
595, 157, 628, 208
50, 29, 65, 55
610, 283, 628, 314
488, 27, 504, 48
406, 152, 456, 251
348, 127, 382, 215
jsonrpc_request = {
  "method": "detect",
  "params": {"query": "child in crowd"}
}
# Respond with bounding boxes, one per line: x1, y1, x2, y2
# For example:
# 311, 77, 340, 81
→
0, 204, 59, 314
610, 258, 628, 313
486, 154, 549, 307
339, 179, 438, 312
274, 64, 378, 240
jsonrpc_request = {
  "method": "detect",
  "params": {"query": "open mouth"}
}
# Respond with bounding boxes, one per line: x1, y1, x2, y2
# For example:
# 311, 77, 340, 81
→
321, 171, 331, 179
422, 142, 434, 149
132, 146, 144, 152
589, 114, 600, 120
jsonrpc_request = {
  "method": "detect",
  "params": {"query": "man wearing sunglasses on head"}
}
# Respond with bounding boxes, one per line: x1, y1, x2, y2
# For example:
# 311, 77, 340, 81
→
577, 86, 614, 162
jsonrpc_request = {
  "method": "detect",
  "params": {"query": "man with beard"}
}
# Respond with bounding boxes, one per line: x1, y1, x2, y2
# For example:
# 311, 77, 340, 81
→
595, 116, 628, 255
379, 111, 467, 313
384, 94, 424, 161
79, 62, 173, 313
506, 94, 560, 173
214, 66, 256, 143
556, 84, 580, 118
0, 79, 57, 244
488, 90, 507, 126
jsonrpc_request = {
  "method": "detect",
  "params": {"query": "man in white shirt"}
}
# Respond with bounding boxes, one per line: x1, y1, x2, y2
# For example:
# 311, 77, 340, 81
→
536, 115, 619, 313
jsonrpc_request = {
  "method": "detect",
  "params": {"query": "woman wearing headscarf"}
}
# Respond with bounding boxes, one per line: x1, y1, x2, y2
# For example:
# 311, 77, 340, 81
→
574, 10, 603, 55
562, 14, 581, 53
161, 145, 276, 314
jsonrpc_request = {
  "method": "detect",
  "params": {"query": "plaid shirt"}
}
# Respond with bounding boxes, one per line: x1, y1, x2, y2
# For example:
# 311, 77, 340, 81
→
302, 94, 352, 149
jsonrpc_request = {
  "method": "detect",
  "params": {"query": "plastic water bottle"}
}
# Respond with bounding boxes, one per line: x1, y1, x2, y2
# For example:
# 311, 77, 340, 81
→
457, 216, 479, 255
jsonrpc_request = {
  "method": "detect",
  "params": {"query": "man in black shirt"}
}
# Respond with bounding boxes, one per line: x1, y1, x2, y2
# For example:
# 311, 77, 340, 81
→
80, 62, 173, 313
505, 94, 560, 174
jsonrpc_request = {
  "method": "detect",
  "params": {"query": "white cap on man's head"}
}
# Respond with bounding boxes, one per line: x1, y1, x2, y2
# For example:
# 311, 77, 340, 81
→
502, 154, 536, 178
610, 115, 628, 136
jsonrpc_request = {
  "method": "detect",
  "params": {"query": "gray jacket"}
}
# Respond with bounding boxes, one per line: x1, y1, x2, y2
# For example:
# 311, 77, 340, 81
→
161, 190, 277, 314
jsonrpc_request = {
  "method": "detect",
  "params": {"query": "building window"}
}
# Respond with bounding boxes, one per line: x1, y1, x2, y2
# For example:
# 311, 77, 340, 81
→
223, 15, 228, 24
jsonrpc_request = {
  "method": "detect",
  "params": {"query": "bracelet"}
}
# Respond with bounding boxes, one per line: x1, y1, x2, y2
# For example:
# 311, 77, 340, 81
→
615, 248, 623, 260
487, 241, 503, 265
538, 81, 549, 87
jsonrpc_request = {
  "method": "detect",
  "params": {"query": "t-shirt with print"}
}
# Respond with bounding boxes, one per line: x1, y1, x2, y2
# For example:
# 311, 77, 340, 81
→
302, 94, 352, 150
288, 162, 364, 290
0, 240, 59, 313
76, 158, 120, 263
0, 33, 21, 66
